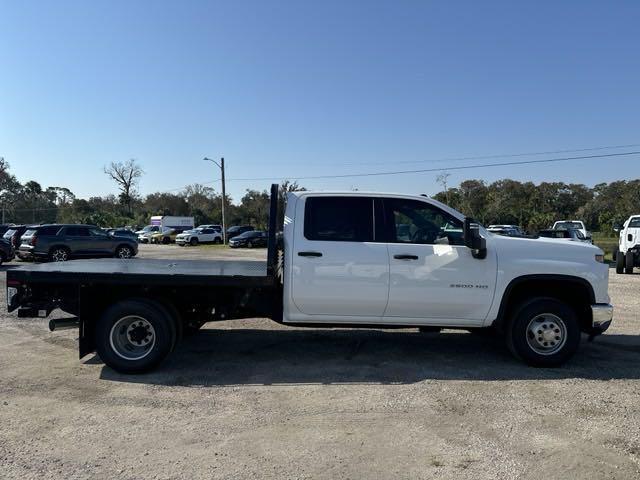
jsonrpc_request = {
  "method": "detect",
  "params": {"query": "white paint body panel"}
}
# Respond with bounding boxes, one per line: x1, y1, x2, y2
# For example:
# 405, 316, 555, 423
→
282, 191, 609, 327
619, 215, 640, 252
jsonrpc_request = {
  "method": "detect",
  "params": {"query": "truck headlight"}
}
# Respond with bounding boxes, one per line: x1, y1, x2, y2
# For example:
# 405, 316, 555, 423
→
595, 254, 604, 263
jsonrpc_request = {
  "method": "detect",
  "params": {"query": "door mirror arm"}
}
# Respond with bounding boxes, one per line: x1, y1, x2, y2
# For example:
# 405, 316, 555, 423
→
464, 218, 487, 260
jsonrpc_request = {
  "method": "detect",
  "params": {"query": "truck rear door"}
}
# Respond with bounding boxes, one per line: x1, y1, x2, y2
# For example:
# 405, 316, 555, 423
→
289, 195, 389, 318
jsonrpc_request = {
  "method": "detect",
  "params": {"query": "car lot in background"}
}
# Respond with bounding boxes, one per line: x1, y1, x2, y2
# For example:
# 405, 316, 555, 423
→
17, 224, 138, 261
136, 225, 161, 243
105, 228, 138, 242
552, 220, 591, 242
228, 230, 268, 248
226, 225, 254, 239
538, 228, 590, 243
487, 224, 525, 236
3, 225, 32, 250
176, 227, 223, 246
150, 228, 182, 244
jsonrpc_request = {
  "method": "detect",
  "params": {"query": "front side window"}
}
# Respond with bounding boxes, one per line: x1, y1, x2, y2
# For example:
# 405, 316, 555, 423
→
304, 197, 374, 242
384, 198, 464, 245
89, 228, 108, 237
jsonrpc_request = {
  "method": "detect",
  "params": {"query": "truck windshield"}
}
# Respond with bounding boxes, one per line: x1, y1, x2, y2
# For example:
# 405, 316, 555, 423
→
629, 218, 640, 228
555, 222, 582, 229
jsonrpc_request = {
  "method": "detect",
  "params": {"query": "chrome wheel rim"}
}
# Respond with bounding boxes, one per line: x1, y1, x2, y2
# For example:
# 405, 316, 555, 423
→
117, 247, 132, 259
109, 315, 156, 361
52, 249, 68, 261
526, 313, 567, 355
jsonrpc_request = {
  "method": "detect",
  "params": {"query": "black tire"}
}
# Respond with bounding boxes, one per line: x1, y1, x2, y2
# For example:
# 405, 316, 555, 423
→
616, 251, 625, 274
505, 298, 580, 367
162, 237, 170, 245
190, 237, 198, 246
49, 247, 70, 262
214, 237, 222, 244
115, 245, 133, 259
247, 241, 253, 249
95, 299, 176, 374
0, 253, 4, 266
625, 251, 634, 274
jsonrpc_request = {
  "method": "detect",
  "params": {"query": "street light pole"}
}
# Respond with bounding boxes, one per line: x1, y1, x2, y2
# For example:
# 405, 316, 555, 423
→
203, 157, 227, 244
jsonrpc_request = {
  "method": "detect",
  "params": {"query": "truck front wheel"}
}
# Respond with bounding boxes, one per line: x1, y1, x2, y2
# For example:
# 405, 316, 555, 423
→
625, 251, 634, 274
506, 298, 580, 367
95, 300, 176, 373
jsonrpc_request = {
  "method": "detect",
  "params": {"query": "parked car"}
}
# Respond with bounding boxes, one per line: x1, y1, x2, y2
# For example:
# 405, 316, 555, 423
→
106, 228, 138, 242
18, 224, 138, 262
487, 225, 525, 237
0, 238, 15, 265
176, 228, 223, 246
0, 224, 15, 236
552, 220, 591, 243
614, 214, 640, 274
196, 224, 222, 232
137, 225, 161, 243
3, 225, 32, 249
538, 228, 589, 243
226, 225, 254, 239
150, 228, 183, 244
228, 230, 268, 248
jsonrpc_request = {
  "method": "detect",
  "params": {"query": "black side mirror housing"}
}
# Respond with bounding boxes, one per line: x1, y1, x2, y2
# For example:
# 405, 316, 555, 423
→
613, 224, 622, 233
464, 218, 487, 259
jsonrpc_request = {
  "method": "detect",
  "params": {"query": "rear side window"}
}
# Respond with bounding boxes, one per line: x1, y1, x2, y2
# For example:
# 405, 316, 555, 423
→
304, 197, 373, 242
37, 226, 61, 236
65, 227, 89, 236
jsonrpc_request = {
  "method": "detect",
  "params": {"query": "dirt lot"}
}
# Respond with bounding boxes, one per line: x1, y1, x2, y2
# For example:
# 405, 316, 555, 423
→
1, 245, 639, 479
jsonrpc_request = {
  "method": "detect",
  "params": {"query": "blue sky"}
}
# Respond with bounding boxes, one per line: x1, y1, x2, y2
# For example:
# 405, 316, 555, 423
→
1, 1, 639, 203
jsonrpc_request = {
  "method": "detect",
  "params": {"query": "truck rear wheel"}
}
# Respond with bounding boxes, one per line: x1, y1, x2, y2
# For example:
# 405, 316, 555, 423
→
506, 298, 580, 367
616, 251, 625, 274
95, 300, 176, 373
625, 251, 634, 274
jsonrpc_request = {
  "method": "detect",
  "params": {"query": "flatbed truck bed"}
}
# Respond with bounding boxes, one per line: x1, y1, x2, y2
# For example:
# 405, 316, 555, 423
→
7, 258, 275, 288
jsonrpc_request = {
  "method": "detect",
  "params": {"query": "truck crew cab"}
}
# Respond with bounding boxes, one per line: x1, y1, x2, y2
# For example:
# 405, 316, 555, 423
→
6, 185, 613, 373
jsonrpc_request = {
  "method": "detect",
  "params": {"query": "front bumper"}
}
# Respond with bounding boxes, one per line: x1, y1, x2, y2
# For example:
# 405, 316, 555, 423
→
591, 304, 613, 333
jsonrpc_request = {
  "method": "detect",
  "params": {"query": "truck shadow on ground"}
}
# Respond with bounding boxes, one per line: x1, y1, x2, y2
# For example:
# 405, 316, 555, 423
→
98, 328, 640, 386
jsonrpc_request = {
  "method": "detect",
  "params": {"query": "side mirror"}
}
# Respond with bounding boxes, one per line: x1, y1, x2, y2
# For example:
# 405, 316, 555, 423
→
464, 218, 487, 259
613, 224, 622, 233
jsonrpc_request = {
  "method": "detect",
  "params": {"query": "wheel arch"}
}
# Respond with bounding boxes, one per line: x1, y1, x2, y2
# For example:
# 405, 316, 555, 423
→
493, 274, 595, 333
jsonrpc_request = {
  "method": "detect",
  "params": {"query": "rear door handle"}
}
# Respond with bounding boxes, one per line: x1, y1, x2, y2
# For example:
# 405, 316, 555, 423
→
394, 254, 419, 260
298, 251, 323, 257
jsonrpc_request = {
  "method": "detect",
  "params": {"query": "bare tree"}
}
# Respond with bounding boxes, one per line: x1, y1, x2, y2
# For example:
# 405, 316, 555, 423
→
436, 172, 451, 205
104, 159, 144, 215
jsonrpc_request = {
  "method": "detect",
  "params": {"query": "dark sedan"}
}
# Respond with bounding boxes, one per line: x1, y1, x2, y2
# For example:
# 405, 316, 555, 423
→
228, 230, 268, 248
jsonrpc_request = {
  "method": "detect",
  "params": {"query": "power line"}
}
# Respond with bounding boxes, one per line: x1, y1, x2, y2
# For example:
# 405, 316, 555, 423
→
224, 150, 640, 182
327, 143, 640, 167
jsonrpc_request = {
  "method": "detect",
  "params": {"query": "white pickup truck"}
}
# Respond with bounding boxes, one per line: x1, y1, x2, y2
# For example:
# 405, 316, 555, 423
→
7, 185, 613, 373
615, 215, 640, 274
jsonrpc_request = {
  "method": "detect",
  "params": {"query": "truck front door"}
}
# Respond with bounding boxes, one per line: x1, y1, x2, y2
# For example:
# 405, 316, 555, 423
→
290, 196, 389, 318
381, 198, 497, 324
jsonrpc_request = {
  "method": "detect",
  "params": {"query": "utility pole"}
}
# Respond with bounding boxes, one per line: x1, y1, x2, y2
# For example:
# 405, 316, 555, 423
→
203, 157, 227, 244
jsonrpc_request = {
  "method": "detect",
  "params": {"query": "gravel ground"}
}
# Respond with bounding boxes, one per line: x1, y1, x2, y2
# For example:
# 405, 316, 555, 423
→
1, 245, 639, 479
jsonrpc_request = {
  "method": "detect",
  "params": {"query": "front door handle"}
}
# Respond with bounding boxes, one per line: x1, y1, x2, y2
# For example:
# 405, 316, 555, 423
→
298, 251, 323, 257
394, 254, 419, 260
